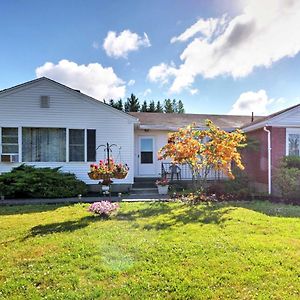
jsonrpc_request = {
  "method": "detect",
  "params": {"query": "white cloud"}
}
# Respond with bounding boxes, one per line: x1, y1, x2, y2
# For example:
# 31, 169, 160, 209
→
171, 15, 226, 43
229, 90, 273, 115
150, 0, 300, 93
103, 30, 151, 58
127, 79, 135, 86
92, 41, 99, 49
189, 88, 199, 95
147, 62, 178, 85
143, 88, 152, 97
36, 59, 126, 100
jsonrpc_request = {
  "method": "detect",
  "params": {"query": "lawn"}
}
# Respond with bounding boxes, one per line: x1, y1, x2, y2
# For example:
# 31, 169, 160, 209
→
0, 201, 300, 299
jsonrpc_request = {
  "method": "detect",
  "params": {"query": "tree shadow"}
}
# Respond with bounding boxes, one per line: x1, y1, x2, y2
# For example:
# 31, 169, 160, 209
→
116, 202, 173, 221
142, 205, 235, 231
25, 215, 100, 238
116, 202, 235, 231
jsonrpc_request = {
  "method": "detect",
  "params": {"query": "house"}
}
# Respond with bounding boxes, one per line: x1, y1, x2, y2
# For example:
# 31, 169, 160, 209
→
0, 77, 298, 194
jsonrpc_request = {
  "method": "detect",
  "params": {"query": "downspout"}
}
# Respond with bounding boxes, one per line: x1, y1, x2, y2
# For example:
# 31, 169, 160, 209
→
263, 127, 272, 195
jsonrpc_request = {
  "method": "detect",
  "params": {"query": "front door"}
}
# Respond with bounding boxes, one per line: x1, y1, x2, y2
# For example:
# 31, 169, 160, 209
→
138, 136, 156, 176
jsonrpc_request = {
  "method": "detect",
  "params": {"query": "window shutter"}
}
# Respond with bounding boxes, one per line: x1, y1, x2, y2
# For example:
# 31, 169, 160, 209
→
40, 96, 50, 108
87, 129, 96, 162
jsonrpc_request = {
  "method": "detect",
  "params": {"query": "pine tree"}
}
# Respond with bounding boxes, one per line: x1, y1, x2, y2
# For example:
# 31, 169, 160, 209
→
156, 100, 164, 112
124, 93, 140, 112
177, 100, 185, 113
141, 100, 148, 112
109, 99, 115, 108
148, 100, 156, 112
164, 99, 174, 113
172, 99, 178, 113
115, 99, 123, 111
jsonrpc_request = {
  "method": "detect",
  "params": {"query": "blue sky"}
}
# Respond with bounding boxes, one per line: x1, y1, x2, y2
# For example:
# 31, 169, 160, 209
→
1, 0, 300, 115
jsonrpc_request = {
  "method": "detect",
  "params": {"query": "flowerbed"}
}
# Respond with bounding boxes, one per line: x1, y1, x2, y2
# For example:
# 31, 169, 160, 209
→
88, 201, 119, 217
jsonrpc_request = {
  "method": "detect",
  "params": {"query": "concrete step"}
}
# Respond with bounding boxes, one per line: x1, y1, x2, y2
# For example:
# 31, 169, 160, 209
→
131, 188, 158, 195
134, 177, 159, 183
132, 182, 156, 189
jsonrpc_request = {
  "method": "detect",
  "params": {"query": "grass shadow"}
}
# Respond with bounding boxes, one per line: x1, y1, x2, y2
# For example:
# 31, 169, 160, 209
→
0, 204, 66, 216
229, 200, 300, 218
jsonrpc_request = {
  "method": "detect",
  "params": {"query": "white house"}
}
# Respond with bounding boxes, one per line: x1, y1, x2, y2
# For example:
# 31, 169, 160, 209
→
1, 77, 279, 193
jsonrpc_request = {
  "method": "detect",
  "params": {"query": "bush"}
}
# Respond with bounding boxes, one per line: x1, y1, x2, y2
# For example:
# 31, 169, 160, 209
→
274, 166, 300, 200
88, 201, 119, 217
206, 169, 252, 200
0, 164, 87, 198
282, 156, 300, 169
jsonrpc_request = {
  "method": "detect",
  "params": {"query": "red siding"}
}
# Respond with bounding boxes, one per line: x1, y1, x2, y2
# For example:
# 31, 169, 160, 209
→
243, 127, 286, 186
271, 127, 286, 170
243, 128, 268, 184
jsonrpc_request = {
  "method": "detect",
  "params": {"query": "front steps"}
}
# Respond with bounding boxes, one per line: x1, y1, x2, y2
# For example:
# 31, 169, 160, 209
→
131, 177, 159, 197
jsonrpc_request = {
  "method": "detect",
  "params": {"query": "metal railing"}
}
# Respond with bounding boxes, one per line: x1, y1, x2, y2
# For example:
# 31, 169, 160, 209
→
161, 162, 226, 181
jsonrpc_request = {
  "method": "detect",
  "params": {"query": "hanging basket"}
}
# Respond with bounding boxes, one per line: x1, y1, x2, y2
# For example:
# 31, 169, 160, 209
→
114, 171, 128, 179
88, 172, 113, 181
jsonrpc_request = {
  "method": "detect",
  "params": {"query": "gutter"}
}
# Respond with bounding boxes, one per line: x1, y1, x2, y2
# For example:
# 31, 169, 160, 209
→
263, 127, 272, 195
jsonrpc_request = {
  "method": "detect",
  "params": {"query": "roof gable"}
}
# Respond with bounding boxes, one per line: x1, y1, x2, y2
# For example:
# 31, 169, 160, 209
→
0, 77, 138, 123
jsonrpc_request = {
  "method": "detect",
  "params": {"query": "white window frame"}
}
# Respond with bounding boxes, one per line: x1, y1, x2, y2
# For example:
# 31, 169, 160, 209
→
286, 128, 300, 156
0, 127, 96, 163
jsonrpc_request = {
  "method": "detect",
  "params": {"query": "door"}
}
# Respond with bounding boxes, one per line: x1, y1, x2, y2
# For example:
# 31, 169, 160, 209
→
138, 136, 156, 176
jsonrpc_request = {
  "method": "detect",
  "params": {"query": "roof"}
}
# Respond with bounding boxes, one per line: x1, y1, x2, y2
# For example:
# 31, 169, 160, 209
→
0, 77, 138, 123
242, 103, 300, 131
129, 112, 264, 131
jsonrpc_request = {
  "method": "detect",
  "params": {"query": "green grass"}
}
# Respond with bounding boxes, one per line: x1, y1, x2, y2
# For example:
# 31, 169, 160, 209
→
0, 201, 300, 299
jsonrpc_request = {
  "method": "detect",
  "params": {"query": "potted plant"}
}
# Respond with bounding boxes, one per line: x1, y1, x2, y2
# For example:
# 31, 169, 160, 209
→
156, 178, 169, 195
114, 163, 129, 179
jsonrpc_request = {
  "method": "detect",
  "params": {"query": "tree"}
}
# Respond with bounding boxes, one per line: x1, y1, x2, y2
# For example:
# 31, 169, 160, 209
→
156, 101, 164, 113
109, 99, 115, 108
148, 100, 156, 112
125, 93, 140, 112
141, 100, 148, 112
115, 99, 123, 111
172, 99, 178, 113
177, 100, 185, 113
158, 120, 246, 189
164, 99, 173, 113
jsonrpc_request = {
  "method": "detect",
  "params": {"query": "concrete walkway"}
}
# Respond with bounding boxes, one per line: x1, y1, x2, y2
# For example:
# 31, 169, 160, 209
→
0, 194, 170, 206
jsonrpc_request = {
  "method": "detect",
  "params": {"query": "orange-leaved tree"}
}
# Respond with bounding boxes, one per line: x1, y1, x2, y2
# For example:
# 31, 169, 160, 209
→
158, 120, 247, 188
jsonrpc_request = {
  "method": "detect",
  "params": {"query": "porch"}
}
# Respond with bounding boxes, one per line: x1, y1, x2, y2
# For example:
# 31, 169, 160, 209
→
161, 162, 227, 182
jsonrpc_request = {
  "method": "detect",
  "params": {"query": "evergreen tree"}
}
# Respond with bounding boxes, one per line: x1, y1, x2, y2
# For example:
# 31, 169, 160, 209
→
124, 93, 140, 112
172, 99, 178, 113
115, 99, 123, 111
177, 100, 185, 113
109, 99, 115, 108
164, 99, 174, 113
148, 100, 156, 112
156, 100, 164, 112
141, 100, 148, 112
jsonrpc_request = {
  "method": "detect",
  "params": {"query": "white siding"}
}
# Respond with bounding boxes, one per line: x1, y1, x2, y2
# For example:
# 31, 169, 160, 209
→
268, 106, 300, 127
0, 80, 136, 184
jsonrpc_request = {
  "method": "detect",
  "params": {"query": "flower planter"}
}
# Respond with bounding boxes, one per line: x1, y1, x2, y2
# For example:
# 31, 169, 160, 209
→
157, 185, 169, 195
88, 172, 112, 181
114, 171, 128, 179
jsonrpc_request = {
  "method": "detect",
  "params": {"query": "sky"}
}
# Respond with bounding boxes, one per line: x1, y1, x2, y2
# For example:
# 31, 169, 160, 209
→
1, 0, 300, 115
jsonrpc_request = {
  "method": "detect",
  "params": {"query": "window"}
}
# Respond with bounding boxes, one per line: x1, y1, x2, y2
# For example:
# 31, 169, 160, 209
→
140, 138, 153, 164
69, 129, 85, 161
288, 133, 300, 156
22, 128, 66, 162
1, 128, 18, 154
87, 129, 96, 162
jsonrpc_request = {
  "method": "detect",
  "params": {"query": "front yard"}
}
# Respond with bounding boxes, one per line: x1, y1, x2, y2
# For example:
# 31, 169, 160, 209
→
0, 201, 299, 299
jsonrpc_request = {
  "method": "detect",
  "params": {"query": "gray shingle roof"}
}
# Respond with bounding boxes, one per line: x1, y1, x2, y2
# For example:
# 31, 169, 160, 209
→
129, 112, 264, 130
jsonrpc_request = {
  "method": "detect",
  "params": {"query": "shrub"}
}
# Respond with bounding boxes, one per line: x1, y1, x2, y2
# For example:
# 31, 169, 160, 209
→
274, 166, 300, 200
0, 164, 87, 199
282, 156, 300, 169
88, 201, 119, 217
